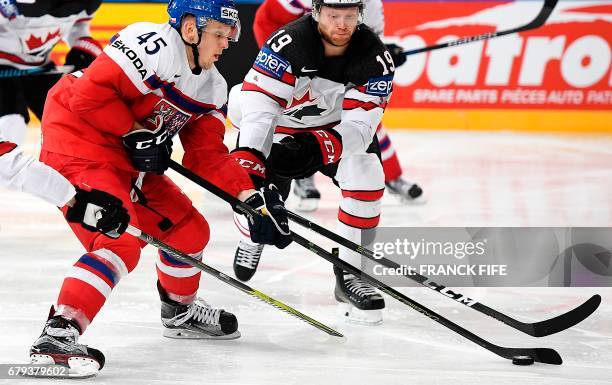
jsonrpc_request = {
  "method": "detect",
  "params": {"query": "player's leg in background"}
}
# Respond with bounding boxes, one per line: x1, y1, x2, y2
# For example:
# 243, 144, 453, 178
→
292, 174, 321, 212
22, 73, 62, 121
138, 174, 239, 339
332, 152, 386, 325
376, 123, 425, 203
30, 153, 141, 374
0, 69, 30, 146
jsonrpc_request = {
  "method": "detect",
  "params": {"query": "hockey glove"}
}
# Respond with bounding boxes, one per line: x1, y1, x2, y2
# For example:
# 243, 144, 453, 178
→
231, 147, 267, 188
385, 43, 407, 68
268, 129, 343, 179
66, 187, 130, 239
65, 37, 103, 70
243, 186, 292, 249
122, 116, 172, 174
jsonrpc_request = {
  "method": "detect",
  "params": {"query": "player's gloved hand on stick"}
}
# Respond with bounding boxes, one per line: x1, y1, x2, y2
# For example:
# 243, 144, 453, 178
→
385, 43, 407, 67
66, 187, 130, 239
243, 185, 292, 249
122, 115, 172, 174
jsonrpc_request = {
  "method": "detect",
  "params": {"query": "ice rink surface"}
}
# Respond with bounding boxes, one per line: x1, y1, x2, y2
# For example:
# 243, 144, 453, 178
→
1, 128, 611, 384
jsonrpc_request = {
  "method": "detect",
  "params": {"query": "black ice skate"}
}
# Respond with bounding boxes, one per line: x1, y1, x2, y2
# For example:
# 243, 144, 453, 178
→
233, 239, 265, 282
385, 177, 426, 204
29, 310, 104, 378
158, 281, 240, 340
292, 176, 321, 212
334, 266, 385, 325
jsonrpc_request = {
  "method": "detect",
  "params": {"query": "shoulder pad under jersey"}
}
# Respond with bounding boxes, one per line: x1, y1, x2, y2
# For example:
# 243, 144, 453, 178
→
344, 26, 394, 94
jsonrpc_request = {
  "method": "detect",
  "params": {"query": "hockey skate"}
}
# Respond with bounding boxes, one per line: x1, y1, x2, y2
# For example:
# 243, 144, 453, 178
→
158, 281, 240, 340
29, 310, 104, 378
334, 267, 385, 325
292, 176, 321, 212
233, 239, 265, 282
385, 177, 426, 204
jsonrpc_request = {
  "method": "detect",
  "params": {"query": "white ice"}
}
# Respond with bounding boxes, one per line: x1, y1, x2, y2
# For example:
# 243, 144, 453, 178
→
1, 127, 611, 384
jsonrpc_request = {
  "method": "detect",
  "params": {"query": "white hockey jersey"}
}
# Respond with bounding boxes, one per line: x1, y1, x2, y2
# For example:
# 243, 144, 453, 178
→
0, 0, 98, 69
237, 16, 393, 159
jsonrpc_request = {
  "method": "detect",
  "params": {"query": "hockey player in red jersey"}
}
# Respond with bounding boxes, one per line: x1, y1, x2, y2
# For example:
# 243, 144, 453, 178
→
230, 0, 391, 325
249, 0, 424, 211
29, 0, 291, 377
0, 0, 103, 149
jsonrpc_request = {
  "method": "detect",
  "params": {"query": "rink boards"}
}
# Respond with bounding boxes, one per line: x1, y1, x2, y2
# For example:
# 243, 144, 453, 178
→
45, 1, 611, 132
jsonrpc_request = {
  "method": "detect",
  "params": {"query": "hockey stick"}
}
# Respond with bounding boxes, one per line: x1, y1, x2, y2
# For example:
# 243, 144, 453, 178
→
166, 161, 562, 364
168, 160, 600, 338
284, 210, 602, 338
124, 224, 344, 338
0, 65, 74, 78
291, 230, 563, 365
402, 0, 558, 56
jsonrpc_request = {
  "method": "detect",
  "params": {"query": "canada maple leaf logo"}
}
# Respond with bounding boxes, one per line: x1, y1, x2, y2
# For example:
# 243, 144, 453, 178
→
287, 89, 314, 108
25, 29, 61, 51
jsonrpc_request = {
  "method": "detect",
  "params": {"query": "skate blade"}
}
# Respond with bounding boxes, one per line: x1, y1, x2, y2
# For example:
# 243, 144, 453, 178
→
294, 197, 319, 212
337, 303, 383, 326
27, 356, 99, 378
163, 328, 241, 340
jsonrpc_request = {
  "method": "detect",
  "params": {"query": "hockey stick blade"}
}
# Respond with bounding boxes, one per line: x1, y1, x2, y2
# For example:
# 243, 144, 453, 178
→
505, 294, 602, 337
284, 209, 600, 337
125, 225, 343, 338
290, 231, 563, 365
402, 0, 558, 56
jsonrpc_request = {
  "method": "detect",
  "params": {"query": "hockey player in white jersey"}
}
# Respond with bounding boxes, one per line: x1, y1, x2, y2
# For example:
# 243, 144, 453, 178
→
251, 0, 424, 211
0, 0, 128, 249
230, 0, 392, 324
0, 0, 103, 149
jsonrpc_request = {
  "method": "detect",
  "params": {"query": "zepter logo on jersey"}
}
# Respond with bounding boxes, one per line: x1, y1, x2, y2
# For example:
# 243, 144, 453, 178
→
365, 75, 393, 96
254, 47, 290, 79
221, 7, 239, 21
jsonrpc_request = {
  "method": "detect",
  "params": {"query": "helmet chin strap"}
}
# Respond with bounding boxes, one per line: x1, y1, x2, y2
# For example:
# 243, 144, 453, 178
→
181, 29, 204, 75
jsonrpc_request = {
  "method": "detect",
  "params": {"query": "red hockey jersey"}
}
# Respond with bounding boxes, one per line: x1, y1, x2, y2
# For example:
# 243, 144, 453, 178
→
41, 21, 253, 196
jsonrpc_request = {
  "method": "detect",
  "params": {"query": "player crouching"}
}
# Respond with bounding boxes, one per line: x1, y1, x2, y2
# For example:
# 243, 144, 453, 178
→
28, 0, 291, 378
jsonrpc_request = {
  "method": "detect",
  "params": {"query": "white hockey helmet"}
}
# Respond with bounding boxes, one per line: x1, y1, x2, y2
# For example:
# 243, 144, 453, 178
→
312, 0, 364, 24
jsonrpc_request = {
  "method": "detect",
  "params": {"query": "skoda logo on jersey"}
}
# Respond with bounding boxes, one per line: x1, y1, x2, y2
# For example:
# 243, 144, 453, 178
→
254, 47, 289, 79
366, 76, 393, 97
221, 7, 239, 21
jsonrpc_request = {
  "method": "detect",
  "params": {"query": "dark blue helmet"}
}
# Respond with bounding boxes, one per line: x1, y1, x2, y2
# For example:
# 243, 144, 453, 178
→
168, 0, 241, 42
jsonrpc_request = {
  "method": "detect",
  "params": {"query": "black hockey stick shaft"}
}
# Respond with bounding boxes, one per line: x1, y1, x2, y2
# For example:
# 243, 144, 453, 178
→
402, 0, 558, 56
169, 160, 599, 337
290, 230, 562, 364
284, 210, 601, 337
0, 65, 74, 78
167, 161, 562, 364
125, 224, 344, 338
